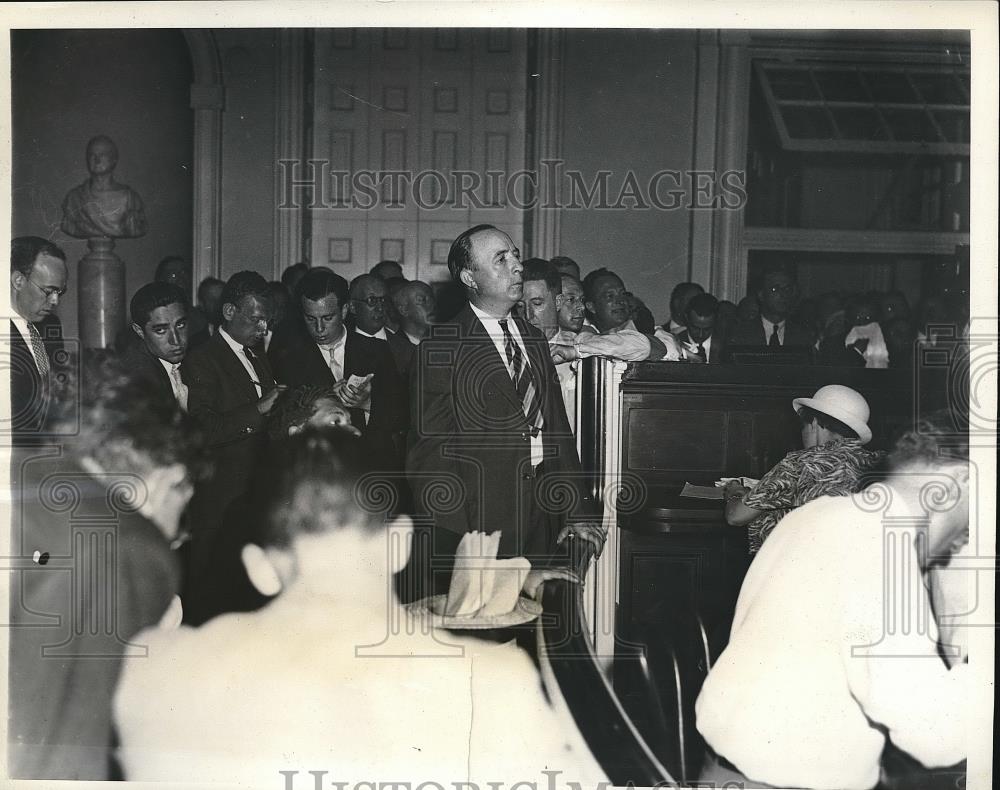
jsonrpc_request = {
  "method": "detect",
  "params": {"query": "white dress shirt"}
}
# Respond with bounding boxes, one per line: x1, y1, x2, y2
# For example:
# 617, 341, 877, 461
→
355, 326, 388, 341
470, 302, 543, 467
317, 329, 348, 382
158, 358, 189, 410
760, 315, 785, 345
218, 327, 262, 397
10, 315, 46, 374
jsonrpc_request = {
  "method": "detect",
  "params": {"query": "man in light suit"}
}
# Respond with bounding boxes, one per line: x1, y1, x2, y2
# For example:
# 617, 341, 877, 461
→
181, 271, 281, 616
8, 236, 68, 440
406, 225, 603, 600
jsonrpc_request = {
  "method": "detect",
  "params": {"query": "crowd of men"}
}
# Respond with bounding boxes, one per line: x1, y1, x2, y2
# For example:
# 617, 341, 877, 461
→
6, 227, 975, 786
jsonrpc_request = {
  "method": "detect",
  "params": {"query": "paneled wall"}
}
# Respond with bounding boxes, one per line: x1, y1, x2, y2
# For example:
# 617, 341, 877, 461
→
309, 28, 527, 282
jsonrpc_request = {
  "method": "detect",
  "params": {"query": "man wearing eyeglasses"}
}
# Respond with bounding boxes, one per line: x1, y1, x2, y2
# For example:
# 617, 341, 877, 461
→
9, 236, 68, 438
728, 265, 813, 348
348, 273, 389, 340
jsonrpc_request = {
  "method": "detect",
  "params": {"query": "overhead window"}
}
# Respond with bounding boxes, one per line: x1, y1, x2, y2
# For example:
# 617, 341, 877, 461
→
754, 61, 970, 155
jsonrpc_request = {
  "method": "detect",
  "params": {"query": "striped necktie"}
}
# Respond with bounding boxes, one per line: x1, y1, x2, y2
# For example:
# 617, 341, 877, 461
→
499, 319, 544, 437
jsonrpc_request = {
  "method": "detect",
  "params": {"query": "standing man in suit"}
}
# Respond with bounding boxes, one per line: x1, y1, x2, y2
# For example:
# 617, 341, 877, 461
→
675, 293, 725, 363
728, 265, 813, 348
387, 279, 436, 381
406, 225, 604, 600
8, 236, 68, 438
123, 282, 190, 409
181, 271, 281, 614
269, 267, 406, 475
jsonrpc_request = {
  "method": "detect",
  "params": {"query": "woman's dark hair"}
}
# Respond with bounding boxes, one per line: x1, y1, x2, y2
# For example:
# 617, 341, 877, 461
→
267, 384, 347, 439
798, 405, 858, 440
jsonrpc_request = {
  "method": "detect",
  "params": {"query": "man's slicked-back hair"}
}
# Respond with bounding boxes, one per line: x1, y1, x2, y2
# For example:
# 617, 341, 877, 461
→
221, 271, 272, 311
257, 426, 383, 548
686, 293, 719, 321
889, 409, 969, 469
582, 267, 624, 303
670, 281, 704, 309
11, 236, 66, 275
197, 276, 224, 304
130, 282, 188, 327
447, 224, 498, 282
522, 258, 562, 295
297, 267, 350, 308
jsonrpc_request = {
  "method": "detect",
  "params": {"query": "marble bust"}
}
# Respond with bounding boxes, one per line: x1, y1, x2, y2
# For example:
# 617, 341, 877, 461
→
61, 135, 147, 239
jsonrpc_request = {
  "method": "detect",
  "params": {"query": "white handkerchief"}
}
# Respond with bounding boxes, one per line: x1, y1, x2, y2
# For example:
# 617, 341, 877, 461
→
443, 531, 529, 618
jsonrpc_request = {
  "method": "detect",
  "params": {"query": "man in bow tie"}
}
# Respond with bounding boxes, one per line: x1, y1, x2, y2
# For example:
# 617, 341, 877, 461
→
125, 282, 191, 410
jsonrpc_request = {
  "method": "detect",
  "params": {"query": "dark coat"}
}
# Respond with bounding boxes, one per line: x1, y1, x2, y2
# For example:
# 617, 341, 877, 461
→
675, 328, 725, 363
727, 316, 814, 348
387, 328, 418, 381
7, 451, 178, 779
8, 316, 64, 439
406, 304, 594, 562
120, 342, 177, 406
268, 324, 407, 473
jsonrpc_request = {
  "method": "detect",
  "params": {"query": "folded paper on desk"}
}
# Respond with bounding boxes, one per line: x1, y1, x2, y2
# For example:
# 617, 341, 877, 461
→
716, 476, 760, 489
680, 483, 725, 500
444, 531, 531, 618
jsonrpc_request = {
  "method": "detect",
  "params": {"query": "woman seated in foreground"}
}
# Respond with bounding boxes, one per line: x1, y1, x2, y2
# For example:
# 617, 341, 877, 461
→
723, 384, 884, 554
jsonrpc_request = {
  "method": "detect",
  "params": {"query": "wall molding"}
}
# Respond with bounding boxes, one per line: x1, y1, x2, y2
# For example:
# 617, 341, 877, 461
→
183, 30, 224, 293
743, 227, 969, 256
273, 30, 307, 279
528, 29, 565, 259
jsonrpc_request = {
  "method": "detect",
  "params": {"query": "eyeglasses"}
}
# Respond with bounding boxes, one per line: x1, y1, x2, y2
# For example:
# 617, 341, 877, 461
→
766, 284, 795, 295
353, 295, 386, 308
28, 278, 67, 299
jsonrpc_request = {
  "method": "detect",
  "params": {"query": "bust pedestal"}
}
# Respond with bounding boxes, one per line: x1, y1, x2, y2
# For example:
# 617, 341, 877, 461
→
78, 237, 126, 350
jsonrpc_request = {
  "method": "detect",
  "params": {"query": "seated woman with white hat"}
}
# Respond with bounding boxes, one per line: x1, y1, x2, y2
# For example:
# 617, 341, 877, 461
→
724, 384, 884, 554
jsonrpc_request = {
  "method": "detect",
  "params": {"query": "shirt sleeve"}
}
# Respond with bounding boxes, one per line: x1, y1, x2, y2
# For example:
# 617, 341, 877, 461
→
744, 452, 800, 511
575, 329, 651, 362
653, 328, 682, 360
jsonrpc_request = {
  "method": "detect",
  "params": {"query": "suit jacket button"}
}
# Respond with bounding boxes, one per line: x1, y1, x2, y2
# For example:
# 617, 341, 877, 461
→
521, 472, 532, 481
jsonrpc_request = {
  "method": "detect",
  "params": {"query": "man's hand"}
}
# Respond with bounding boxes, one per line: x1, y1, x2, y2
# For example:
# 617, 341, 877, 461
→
557, 521, 607, 557
256, 384, 287, 415
522, 566, 582, 600
333, 378, 372, 409
550, 343, 579, 364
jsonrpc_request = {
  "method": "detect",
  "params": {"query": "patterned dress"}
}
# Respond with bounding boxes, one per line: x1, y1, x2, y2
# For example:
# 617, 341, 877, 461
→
743, 439, 884, 553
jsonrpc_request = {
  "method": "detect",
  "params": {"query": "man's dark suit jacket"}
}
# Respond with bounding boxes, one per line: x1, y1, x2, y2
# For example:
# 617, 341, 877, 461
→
119, 343, 177, 406
268, 324, 407, 473
388, 328, 418, 381
8, 316, 64, 439
180, 331, 274, 592
406, 304, 593, 566
675, 328, 725, 363
727, 316, 814, 348
7, 449, 177, 779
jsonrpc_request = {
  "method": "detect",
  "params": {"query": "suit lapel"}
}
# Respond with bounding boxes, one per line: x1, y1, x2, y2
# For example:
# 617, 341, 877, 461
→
210, 333, 259, 400
458, 306, 524, 417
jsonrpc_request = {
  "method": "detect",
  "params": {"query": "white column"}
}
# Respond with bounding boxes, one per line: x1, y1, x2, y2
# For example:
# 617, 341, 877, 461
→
529, 30, 566, 259
273, 29, 307, 279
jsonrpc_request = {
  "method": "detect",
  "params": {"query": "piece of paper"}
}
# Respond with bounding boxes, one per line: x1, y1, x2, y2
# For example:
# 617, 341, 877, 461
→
680, 482, 725, 500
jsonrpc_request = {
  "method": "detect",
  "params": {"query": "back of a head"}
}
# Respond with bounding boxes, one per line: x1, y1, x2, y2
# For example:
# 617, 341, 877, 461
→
130, 281, 188, 327
281, 262, 309, 290
198, 276, 225, 305
550, 255, 580, 279
256, 426, 381, 549
154, 256, 188, 283
370, 259, 404, 280
889, 409, 968, 470
670, 281, 704, 314
522, 258, 562, 294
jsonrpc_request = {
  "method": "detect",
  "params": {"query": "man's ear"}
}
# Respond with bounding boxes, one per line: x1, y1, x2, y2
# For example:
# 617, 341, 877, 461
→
459, 268, 477, 291
221, 302, 237, 322
342, 302, 352, 320
387, 514, 414, 576
130, 321, 144, 339
584, 299, 595, 315
241, 543, 284, 597
10, 269, 25, 291
555, 293, 566, 311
